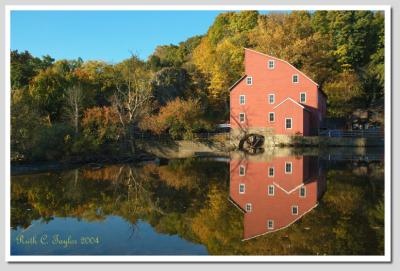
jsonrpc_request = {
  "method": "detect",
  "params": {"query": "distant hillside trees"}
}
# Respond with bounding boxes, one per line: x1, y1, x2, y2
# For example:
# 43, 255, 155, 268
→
10, 10, 385, 162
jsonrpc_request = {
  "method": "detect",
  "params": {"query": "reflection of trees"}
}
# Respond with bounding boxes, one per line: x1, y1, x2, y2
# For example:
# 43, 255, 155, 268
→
11, 159, 384, 255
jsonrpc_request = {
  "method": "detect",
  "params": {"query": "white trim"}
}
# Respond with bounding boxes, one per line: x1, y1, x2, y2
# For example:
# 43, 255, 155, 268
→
239, 112, 245, 123
245, 203, 252, 212
267, 220, 274, 230
268, 166, 274, 177
273, 97, 306, 110
291, 205, 299, 215
268, 112, 275, 123
239, 95, 245, 105
268, 185, 275, 196
239, 165, 246, 176
228, 74, 246, 91
246, 76, 253, 85
300, 92, 307, 103
244, 48, 319, 87
273, 182, 305, 195
285, 161, 293, 174
285, 118, 293, 130
239, 183, 245, 194
268, 93, 275, 104
268, 60, 275, 70
299, 186, 307, 198
292, 74, 299, 83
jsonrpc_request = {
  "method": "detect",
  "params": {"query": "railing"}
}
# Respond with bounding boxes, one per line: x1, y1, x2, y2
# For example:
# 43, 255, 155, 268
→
133, 132, 231, 141
319, 129, 384, 138
321, 153, 384, 162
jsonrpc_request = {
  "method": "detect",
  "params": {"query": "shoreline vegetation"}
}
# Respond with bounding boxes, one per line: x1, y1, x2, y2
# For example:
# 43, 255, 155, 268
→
11, 144, 384, 176
11, 11, 384, 164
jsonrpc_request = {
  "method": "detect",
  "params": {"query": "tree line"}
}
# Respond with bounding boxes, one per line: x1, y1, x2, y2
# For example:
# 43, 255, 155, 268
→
11, 10, 384, 162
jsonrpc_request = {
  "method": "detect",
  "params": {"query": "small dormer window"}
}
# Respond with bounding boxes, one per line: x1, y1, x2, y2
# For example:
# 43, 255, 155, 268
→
268, 94, 275, 104
239, 184, 245, 194
300, 186, 306, 198
246, 76, 253, 85
300, 92, 306, 103
268, 60, 275, 69
239, 95, 245, 105
246, 203, 252, 212
268, 185, 275, 196
269, 112, 275, 123
239, 165, 245, 176
268, 167, 274, 177
239, 113, 245, 123
285, 162, 293, 174
292, 74, 299, 83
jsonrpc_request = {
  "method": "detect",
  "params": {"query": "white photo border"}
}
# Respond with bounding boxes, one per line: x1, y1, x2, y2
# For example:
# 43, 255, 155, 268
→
4, 4, 392, 262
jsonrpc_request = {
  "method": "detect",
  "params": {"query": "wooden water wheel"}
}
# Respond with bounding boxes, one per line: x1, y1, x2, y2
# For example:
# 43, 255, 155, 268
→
239, 134, 265, 154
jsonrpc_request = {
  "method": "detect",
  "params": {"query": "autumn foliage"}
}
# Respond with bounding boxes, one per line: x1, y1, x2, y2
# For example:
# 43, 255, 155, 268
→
140, 98, 211, 139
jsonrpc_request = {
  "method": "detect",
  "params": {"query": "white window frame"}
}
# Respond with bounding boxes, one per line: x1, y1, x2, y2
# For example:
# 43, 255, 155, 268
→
267, 219, 274, 229
246, 76, 253, 85
268, 94, 275, 104
239, 113, 245, 123
299, 186, 306, 198
285, 118, 293, 129
239, 95, 246, 105
300, 92, 306, 103
268, 167, 274, 177
246, 203, 252, 212
239, 183, 246, 194
291, 205, 299, 215
285, 162, 293, 174
239, 165, 246, 176
268, 112, 275, 123
268, 185, 275, 196
268, 60, 275, 70
292, 74, 299, 83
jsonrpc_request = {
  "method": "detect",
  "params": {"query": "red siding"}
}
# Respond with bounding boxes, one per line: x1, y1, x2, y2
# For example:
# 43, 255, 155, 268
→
230, 48, 326, 136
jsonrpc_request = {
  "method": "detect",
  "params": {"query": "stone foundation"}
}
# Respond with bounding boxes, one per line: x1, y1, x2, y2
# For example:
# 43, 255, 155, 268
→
230, 128, 384, 148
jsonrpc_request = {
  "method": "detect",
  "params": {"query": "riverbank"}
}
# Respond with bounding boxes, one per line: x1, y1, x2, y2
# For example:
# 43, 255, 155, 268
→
11, 151, 159, 176
11, 142, 384, 176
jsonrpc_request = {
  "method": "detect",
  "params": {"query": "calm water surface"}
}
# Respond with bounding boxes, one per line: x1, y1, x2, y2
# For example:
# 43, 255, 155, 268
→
11, 149, 384, 255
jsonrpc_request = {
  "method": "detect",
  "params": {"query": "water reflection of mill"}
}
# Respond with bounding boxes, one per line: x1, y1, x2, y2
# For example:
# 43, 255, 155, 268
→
229, 153, 327, 241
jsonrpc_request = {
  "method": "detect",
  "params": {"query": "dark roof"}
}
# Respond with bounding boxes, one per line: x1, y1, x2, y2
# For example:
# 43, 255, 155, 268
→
228, 75, 247, 91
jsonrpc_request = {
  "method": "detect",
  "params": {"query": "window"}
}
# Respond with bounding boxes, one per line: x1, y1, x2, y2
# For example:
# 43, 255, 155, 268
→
268, 185, 275, 196
268, 167, 274, 177
292, 74, 299, 83
239, 184, 245, 194
300, 92, 306, 103
239, 165, 245, 176
267, 220, 274, 229
239, 113, 245, 123
239, 95, 246, 105
285, 118, 292, 129
246, 203, 252, 212
269, 112, 275, 123
285, 162, 293, 174
268, 60, 275, 69
268, 94, 275, 104
246, 76, 253, 85
300, 186, 306, 198
292, 205, 299, 215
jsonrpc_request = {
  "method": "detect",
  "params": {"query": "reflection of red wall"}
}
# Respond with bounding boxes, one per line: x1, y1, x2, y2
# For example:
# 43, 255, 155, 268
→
230, 156, 326, 240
